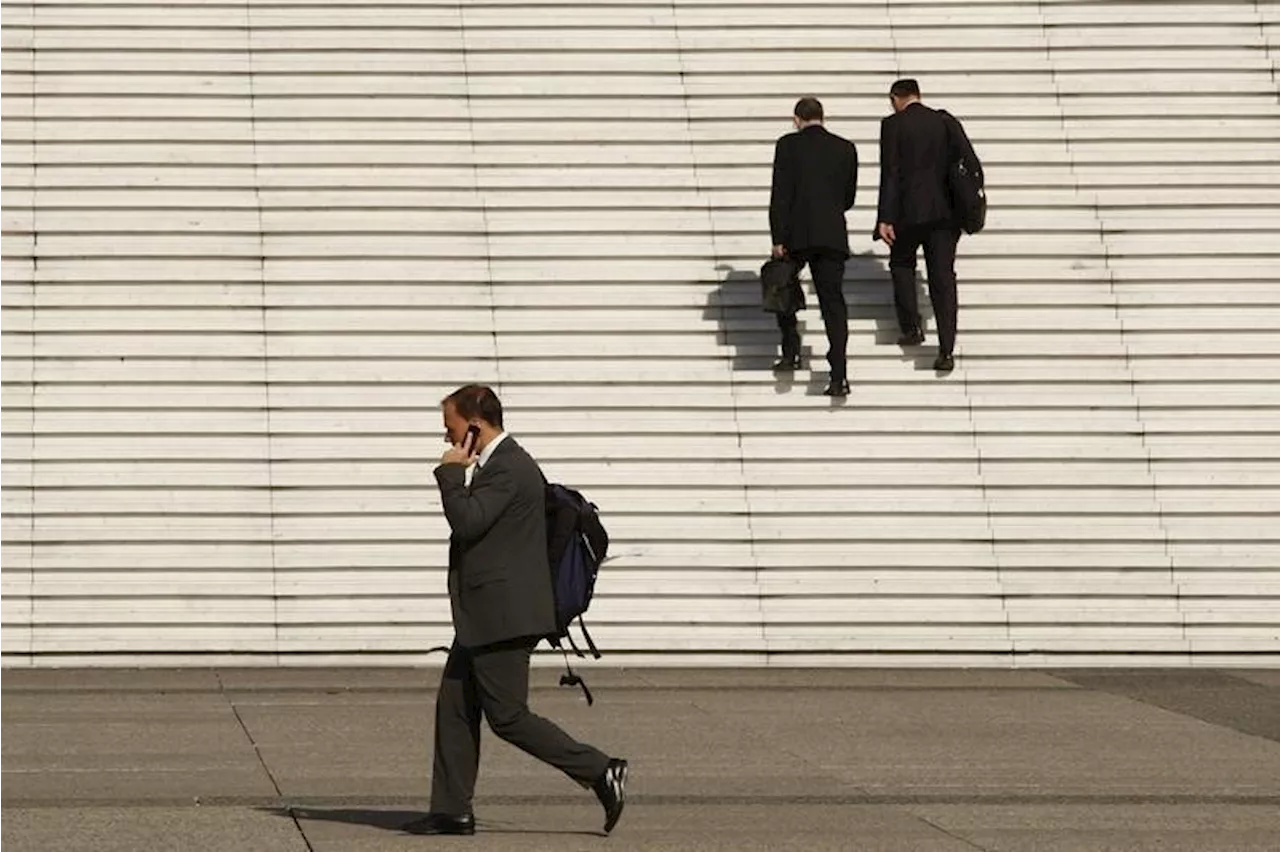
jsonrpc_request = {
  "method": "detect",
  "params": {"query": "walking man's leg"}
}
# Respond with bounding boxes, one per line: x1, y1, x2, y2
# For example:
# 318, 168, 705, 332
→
472, 638, 608, 785
809, 252, 849, 387
404, 644, 482, 835
923, 225, 961, 368
473, 637, 629, 833
888, 228, 925, 343
430, 645, 481, 813
775, 310, 802, 369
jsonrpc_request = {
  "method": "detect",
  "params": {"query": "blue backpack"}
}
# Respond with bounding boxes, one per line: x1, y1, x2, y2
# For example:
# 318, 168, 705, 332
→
544, 482, 609, 703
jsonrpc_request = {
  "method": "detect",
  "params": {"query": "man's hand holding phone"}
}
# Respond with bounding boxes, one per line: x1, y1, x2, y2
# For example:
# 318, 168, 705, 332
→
441, 424, 481, 466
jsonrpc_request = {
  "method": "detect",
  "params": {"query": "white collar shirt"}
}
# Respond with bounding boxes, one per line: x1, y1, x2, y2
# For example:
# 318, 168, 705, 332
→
465, 431, 509, 487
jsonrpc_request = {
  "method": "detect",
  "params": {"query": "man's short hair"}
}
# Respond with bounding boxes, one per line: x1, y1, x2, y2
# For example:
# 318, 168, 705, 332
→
890, 78, 921, 99
793, 97, 824, 123
443, 384, 504, 428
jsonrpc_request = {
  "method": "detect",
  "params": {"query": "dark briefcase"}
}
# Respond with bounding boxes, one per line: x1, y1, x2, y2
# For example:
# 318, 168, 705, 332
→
760, 257, 805, 314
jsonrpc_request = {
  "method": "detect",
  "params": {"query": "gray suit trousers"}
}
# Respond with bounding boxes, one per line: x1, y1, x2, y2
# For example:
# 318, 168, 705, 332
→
430, 637, 611, 814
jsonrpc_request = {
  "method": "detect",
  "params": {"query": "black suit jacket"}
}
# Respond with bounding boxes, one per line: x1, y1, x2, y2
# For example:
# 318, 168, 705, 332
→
769, 125, 859, 256
434, 437, 557, 648
875, 102, 957, 229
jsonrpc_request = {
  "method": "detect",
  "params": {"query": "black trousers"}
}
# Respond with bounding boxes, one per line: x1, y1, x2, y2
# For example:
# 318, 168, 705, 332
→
430, 637, 610, 815
775, 249, 848, 381
888, 222, 961, 357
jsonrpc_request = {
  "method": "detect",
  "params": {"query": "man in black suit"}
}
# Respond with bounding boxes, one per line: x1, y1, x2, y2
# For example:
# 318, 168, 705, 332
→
874, 78, 966, 373
403, 385, 628, 837
769, 96, 859, 397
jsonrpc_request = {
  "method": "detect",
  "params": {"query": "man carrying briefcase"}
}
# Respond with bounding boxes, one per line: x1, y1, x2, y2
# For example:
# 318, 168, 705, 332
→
768, 97, 859, 397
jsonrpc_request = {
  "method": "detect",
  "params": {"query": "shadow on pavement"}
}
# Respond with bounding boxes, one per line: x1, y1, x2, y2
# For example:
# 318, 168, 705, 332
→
261, 807, 604, 837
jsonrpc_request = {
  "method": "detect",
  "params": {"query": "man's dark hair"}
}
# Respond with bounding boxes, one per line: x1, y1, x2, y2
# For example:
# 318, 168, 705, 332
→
890, 78, 921, 99
793, 97, 824, 123
443, 384, 504, 428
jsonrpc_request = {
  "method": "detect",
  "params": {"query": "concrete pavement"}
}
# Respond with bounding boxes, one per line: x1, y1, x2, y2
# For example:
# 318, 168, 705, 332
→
4, 667, 1279, 851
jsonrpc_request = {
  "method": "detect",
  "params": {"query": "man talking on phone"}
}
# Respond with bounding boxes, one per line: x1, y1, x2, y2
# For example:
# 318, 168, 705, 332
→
403, 384, 628, 837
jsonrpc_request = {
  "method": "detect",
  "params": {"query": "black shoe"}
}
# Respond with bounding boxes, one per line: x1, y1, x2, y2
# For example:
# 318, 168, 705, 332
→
772, 354, 802, 372
898, 329, 925, 346
594, 758, 628, 834
402, 813, 476, 836
822, 379, 850, 397
933, 354, 955, 373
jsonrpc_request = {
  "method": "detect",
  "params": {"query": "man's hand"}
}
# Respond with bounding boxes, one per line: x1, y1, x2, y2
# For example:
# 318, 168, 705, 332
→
441, 433, 478, 467
877, 222, 896, 246
771, 244, 787, 258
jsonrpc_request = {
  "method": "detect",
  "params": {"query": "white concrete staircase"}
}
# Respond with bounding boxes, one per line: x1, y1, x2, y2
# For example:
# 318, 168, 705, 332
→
2, 0, 1278, 665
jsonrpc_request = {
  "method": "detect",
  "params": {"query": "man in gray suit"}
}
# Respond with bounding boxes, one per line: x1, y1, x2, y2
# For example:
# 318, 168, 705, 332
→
403, 385, 628, 837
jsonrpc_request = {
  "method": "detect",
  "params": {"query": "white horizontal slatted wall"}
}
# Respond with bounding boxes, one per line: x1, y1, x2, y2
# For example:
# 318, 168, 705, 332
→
2, 0, 1278, 666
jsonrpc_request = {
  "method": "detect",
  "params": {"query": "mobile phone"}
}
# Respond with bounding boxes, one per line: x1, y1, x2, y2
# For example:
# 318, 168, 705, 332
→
464, 423, 481, 455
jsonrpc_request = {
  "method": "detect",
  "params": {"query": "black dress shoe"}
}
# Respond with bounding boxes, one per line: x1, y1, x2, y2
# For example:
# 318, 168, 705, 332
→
402, 812, 476, 836
933, 354, 955, 373
897, 329, 925, 346
772, 354, 802, 372
594, 758, 629, 834
822, 379, 851, 397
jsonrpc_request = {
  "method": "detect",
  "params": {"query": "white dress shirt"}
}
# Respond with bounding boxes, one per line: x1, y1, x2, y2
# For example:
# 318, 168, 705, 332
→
465, 431, 508, 488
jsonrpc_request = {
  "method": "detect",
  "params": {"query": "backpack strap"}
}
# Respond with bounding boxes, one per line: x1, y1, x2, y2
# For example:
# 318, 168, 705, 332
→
938, 109, 982, 180
557, 646, 594, 706
578, 615, 602, 660
565, 629, 587, 659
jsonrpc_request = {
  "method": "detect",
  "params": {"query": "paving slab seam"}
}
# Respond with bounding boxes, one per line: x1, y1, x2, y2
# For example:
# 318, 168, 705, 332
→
909, 810, 993, 852
214, 672, 317, 852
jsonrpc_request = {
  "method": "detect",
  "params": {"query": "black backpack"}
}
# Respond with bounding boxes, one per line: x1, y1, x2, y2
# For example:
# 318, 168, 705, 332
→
544, 481, 609, 704
940, 110, 986, 235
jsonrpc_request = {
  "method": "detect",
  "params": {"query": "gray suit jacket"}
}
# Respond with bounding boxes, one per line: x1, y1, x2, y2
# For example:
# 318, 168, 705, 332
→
433, 437, 557, 648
